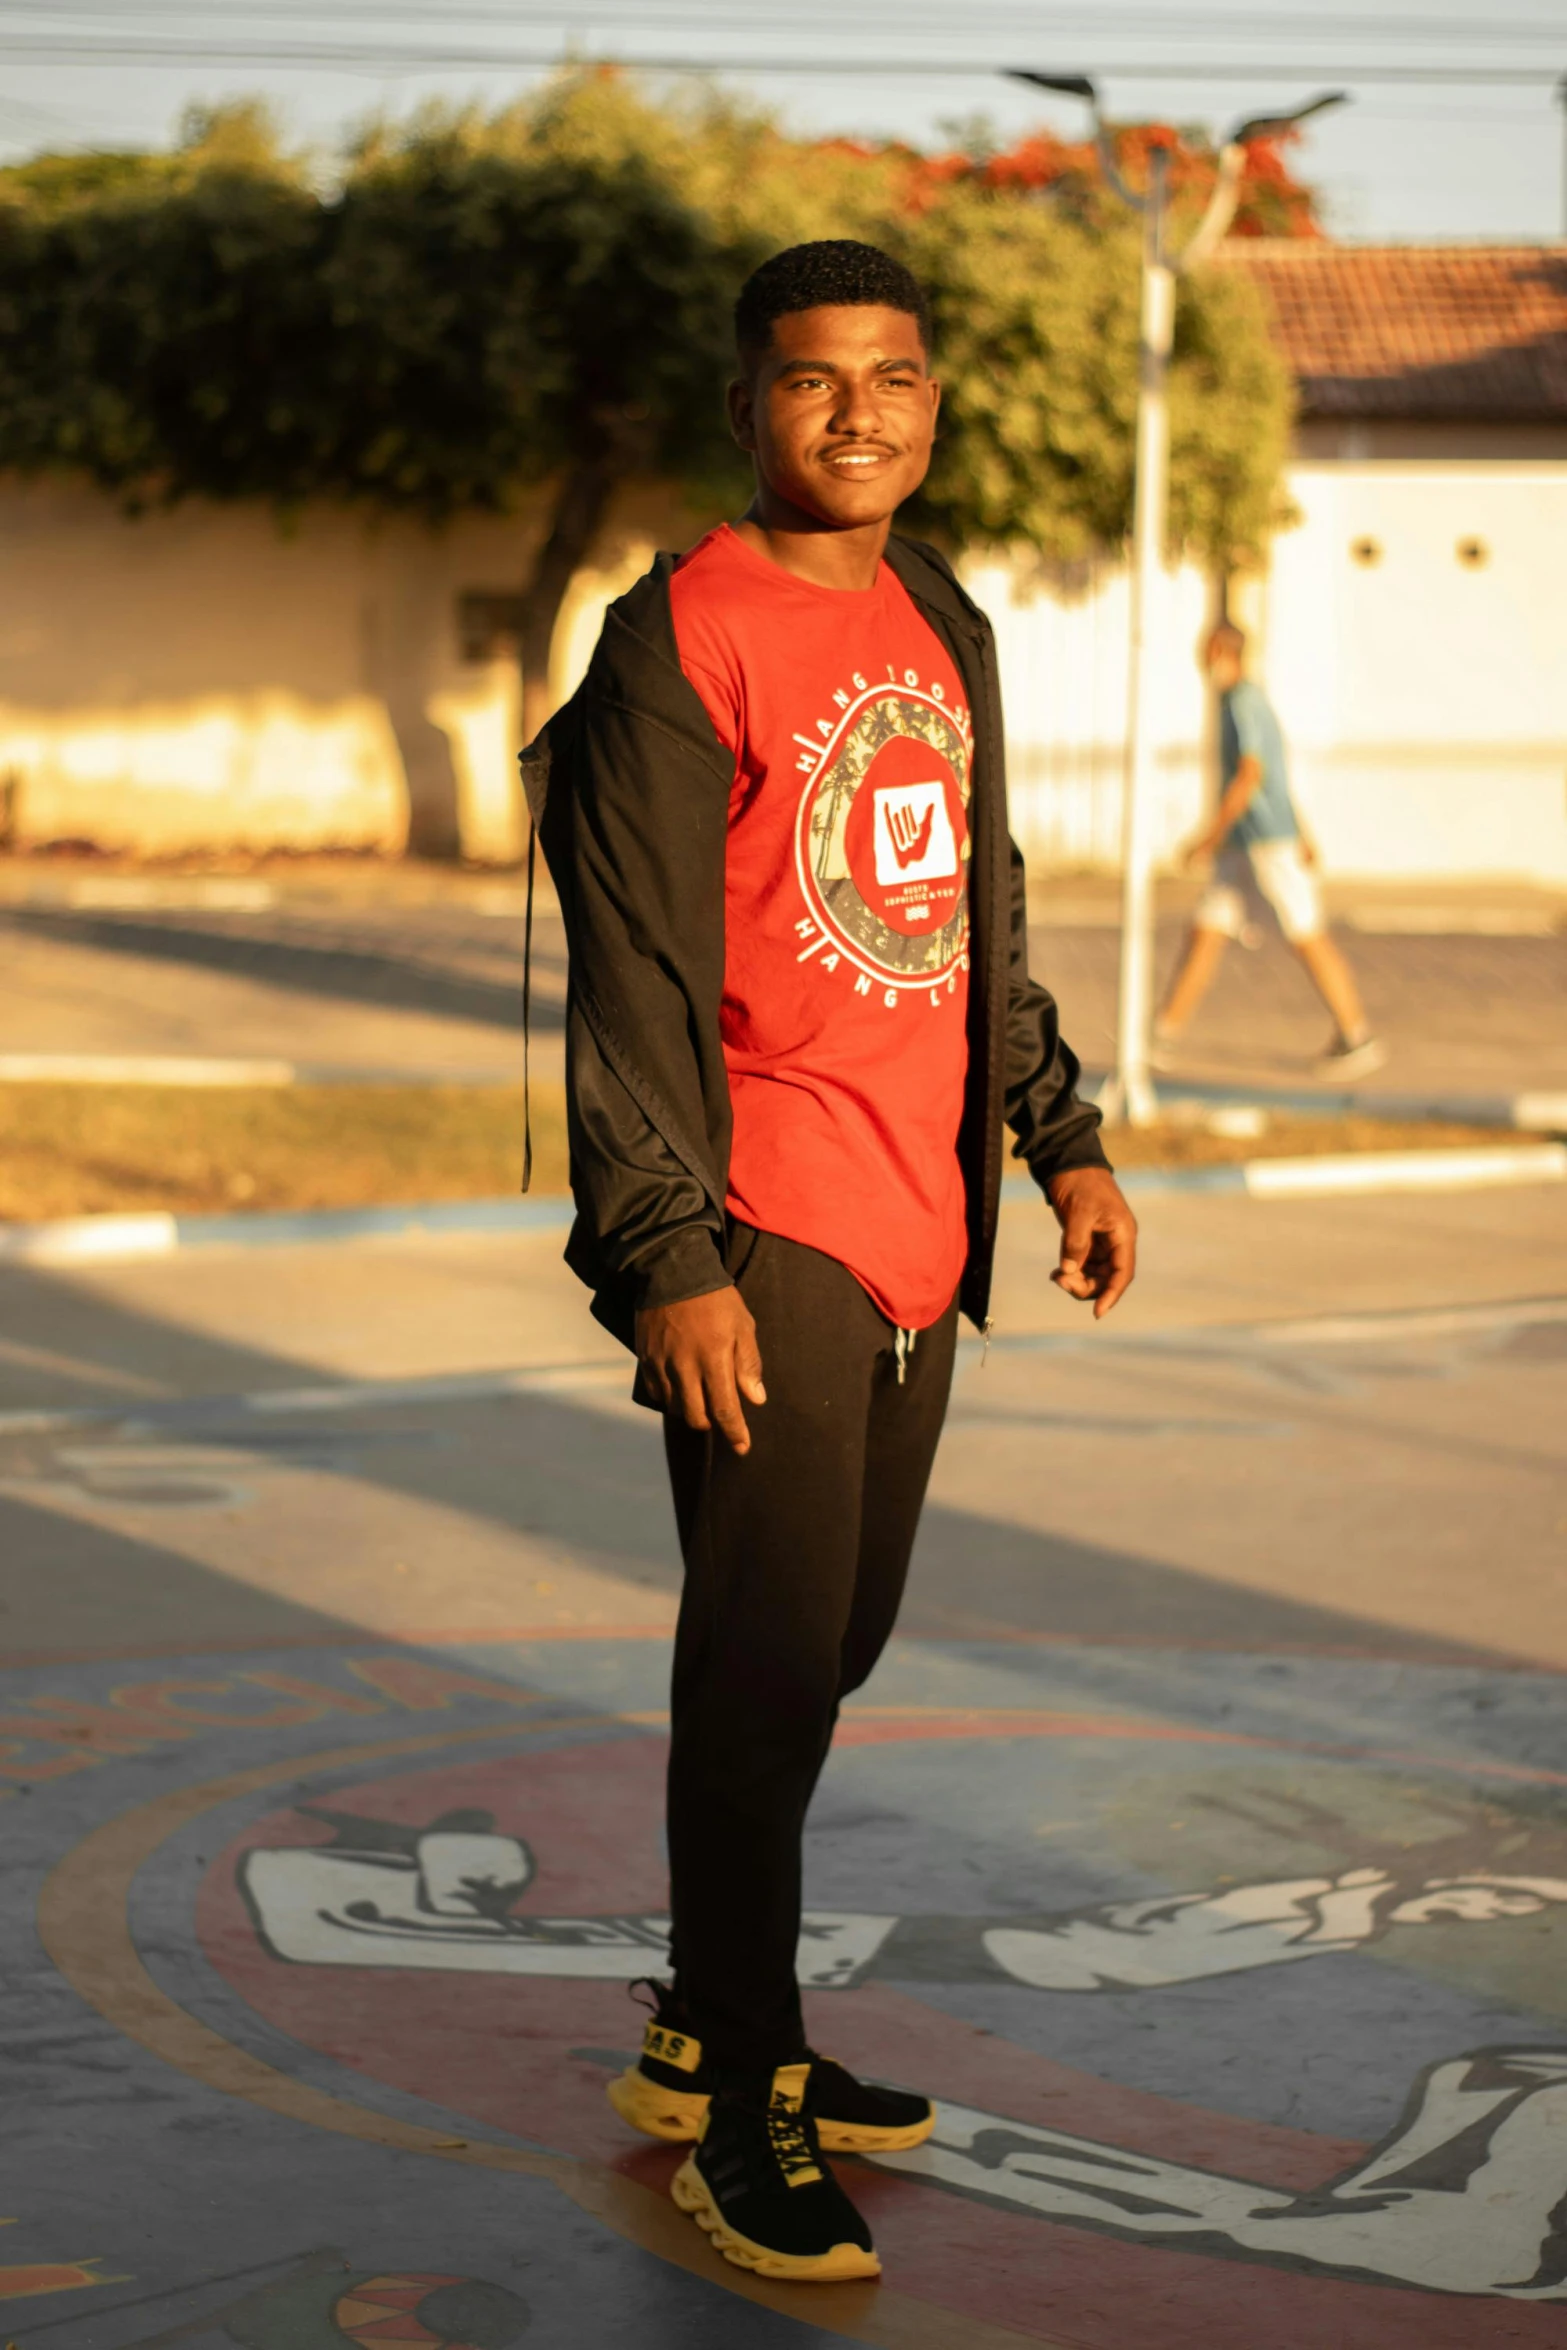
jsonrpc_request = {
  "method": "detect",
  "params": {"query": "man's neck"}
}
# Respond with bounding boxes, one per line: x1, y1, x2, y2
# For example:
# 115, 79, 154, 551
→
731, 498, 891, 592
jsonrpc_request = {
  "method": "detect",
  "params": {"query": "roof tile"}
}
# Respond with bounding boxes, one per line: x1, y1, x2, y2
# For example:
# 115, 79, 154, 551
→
1215, 244, 1567, 421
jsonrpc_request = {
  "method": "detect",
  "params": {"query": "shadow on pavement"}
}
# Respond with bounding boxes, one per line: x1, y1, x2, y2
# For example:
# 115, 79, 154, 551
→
0, 1259, 1526, 1673
1, 907, 565, 1037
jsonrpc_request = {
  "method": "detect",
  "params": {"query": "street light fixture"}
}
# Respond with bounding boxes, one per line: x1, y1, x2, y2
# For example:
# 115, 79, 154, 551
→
1007, 73, 1347, 1125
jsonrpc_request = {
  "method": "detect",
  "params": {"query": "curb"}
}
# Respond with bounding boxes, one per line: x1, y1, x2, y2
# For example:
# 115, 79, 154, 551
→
1083, 1072, 1567, 1134
0, 1194, 576, 1266
1, 1144, 1562, 1266
0, 1054, 523, 1088
1094, 1144, 1567, 1202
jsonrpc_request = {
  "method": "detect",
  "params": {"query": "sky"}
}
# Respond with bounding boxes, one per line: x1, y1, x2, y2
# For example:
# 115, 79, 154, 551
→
1, 1, 1563, 241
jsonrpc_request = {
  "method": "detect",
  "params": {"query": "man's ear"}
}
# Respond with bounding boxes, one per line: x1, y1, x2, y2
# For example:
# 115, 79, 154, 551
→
727, 375, 756, 452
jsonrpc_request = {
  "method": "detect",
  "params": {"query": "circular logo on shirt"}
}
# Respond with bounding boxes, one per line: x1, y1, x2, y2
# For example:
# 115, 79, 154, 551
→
795, 688, 971, 985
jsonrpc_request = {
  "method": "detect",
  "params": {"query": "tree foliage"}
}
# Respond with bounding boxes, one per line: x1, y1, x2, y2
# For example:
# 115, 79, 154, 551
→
904, 189, 1292, 566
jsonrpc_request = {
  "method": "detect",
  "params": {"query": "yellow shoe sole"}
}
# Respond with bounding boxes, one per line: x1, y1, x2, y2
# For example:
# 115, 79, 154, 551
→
817, 2110, 935, 2154
670, 2154, 882, 2283
607, 2068, 936, 2155
605, 2065, 709, 2143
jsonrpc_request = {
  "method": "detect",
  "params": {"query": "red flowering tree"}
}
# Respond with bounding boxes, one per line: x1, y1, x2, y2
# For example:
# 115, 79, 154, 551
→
906, 121, 1323, 240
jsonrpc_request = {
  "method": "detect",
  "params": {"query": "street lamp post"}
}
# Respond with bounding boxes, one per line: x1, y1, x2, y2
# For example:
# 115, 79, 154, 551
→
1117, 138, 1173, 1126
1008, 74, 1347, 1125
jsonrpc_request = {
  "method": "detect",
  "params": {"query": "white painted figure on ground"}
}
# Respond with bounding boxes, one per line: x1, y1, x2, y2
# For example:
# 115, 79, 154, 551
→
986, 1867, 1567, 1991
236, 1808, 1567, 2300
242, 1808, 1567, 1995
869, 2048, 1567, 2301
240, 1807, 895, 1985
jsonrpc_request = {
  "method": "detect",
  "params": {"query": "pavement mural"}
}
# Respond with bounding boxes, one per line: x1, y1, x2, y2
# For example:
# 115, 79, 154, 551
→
7, 1631, 1567, 2349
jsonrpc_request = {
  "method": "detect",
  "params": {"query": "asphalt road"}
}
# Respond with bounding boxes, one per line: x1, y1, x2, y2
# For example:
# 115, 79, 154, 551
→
3, 1183, 1565, 2347
2, 876, 1562, 1099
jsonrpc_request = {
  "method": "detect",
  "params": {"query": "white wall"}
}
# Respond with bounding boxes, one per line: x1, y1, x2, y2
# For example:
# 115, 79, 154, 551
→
0, 480, 679, 866
1, 463, 1561, 883
966, 552, 1212, 874
977, 457, 1567, 885
1263, 463, 1567, 885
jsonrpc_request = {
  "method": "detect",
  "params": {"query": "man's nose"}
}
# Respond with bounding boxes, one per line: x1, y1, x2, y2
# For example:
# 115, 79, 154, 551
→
828, 379, 885, 436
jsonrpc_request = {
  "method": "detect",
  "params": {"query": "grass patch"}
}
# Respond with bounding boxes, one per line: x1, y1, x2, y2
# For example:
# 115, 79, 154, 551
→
0, 1083, 1526, 1223
0, 1082, 567, 1220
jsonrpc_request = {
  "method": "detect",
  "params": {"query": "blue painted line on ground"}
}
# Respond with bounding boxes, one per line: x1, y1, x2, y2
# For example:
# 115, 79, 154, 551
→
174, 1195, 575, 1248
1081, 1070, 1567, 1131
0, 1053, 526, 1088
2, 1141, 1562, 1268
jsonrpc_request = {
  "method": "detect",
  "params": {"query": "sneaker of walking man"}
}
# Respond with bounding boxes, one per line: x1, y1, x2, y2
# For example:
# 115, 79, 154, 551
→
524, 239, 1137, 2284
1155, 621, 1387, 1079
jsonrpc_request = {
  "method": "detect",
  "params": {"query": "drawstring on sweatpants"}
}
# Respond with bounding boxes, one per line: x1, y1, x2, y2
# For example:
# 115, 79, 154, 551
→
894, 1326, 917, 1385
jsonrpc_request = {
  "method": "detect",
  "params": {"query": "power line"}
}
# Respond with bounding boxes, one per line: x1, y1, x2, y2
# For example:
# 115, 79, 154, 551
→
2, 0, 1563, 35
0, 35, 1559, 84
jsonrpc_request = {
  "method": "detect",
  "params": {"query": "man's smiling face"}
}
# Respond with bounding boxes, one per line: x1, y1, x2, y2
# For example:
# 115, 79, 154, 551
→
729, 303, 941, 530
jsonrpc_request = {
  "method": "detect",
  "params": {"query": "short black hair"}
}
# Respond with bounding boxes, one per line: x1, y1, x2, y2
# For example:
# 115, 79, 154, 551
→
734, 239, 932, 365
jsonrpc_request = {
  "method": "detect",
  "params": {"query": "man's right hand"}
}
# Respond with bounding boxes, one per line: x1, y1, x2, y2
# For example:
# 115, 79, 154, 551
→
635, 1287, 766, 1456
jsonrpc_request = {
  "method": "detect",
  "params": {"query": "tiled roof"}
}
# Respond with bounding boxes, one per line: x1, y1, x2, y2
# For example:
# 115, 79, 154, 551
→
1215, 243, 1567, 421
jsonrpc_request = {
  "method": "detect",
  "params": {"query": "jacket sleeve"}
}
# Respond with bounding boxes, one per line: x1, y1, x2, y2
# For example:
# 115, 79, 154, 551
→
564, 1000, 732, 1312
551, 667, 737, 1318
1002, 835, 1111, 1185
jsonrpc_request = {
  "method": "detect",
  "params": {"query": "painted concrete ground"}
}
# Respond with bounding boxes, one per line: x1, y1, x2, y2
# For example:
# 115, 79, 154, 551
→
3, 1195, 1565, 2348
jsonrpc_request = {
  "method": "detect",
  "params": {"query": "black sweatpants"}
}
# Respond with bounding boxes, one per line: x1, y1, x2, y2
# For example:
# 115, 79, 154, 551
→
662, 1223, 959, 2075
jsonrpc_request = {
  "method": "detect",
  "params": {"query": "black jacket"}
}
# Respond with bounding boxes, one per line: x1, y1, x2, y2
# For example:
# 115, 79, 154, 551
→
521, 533, 1108, 1351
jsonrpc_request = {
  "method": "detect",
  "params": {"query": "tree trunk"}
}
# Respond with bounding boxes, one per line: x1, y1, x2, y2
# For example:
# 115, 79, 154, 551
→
517, 452, 622, 752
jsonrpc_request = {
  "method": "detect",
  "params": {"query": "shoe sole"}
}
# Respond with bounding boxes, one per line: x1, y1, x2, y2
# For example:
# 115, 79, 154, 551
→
607, 2068, 935, 2154
606, 2067, 709, 2143
816, 2111, 936, 2154
670, 2155, 881, 2283
1318, 1043, 1388, 1079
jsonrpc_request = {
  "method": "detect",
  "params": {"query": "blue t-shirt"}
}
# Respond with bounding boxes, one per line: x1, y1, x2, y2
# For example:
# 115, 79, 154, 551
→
1221, 679, 1298, 848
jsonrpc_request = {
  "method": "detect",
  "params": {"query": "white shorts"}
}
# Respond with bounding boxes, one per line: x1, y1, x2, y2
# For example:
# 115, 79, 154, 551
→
1195, 836, 1324, 946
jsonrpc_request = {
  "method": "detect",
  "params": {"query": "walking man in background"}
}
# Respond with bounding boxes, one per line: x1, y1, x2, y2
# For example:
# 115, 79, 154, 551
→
1156, 620, 1386, 1076
527, 238, 1136, 2283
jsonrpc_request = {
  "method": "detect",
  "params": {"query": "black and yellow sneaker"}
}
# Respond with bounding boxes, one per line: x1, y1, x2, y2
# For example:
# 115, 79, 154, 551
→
671, 2062, 880, 2283
606, 1980, 934, 2153
604, 1985, 710, 2143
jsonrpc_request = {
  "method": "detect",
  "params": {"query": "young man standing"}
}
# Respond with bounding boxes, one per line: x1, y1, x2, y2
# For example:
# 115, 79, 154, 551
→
525, 240, 1136, 2283
1156, 621, 1386, 1076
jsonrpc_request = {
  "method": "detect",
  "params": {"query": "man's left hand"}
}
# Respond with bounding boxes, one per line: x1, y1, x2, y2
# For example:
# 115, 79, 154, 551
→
1046, 1167, 1138, 1319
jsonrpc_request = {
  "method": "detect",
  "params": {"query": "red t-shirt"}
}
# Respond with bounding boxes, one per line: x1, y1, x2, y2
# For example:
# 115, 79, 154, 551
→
670, 523, 972, 1329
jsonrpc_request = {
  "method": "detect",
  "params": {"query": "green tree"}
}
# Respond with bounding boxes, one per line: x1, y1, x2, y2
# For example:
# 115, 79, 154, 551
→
335, 84, 756, 741
0, 106, 332, 504
330, 77, 912, 743
903, 187, 1292, 570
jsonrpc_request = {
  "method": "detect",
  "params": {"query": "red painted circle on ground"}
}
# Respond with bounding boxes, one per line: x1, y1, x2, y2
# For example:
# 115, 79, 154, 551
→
192, 1729, 1562, 2348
